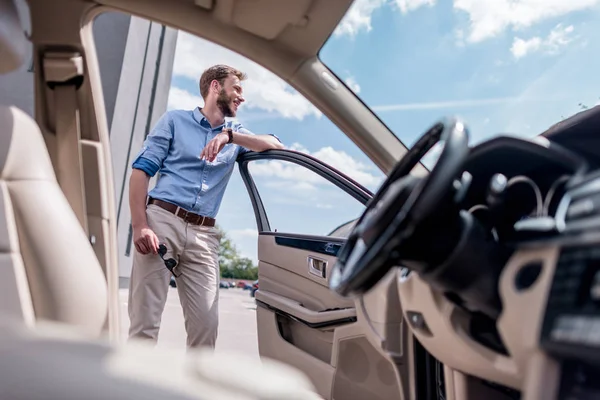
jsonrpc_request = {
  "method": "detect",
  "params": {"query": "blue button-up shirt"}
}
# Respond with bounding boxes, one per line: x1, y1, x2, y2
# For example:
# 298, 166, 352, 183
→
132, 107, 263, 218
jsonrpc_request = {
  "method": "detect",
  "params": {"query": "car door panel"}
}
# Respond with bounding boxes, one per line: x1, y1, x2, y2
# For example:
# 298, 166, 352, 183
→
257, 234, 353, 311
256, 306, 337, 395
239, 151, 413, 400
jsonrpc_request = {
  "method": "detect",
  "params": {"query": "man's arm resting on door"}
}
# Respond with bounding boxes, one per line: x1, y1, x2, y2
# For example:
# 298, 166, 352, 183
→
231, 132, 284, 152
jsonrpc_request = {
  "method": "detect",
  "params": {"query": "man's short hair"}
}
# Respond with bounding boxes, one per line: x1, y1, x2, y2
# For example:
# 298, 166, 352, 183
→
199, 64, 247, 99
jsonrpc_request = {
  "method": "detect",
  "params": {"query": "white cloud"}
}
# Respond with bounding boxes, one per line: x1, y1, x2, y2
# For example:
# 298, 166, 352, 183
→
172, 32, 320, 120
334, 0, 386, 37
334, 0, 436, 37
344, 76, 361, 94
250, 162, 321, 186
454, 0, 599, 43
167, 86, 202, 110
394, 0, 436, 14
546, 24, 576, 53
511, 24, 575, 59
511, 37, 542, 59
249, 143, 383, 190
312, 146, 382, 188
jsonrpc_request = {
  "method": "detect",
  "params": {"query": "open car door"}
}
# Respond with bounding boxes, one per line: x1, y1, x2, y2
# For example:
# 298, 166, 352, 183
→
238, 150, 414, 400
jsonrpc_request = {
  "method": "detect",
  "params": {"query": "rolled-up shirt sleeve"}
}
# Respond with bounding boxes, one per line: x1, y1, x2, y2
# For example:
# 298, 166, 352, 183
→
132, 112, 173, 176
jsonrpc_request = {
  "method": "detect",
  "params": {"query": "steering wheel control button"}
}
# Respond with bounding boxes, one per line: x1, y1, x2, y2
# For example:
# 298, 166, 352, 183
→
486, 173, 508, 208
490, 173, 508, 195
406, 311, 432, 336
453, 171, 472, 203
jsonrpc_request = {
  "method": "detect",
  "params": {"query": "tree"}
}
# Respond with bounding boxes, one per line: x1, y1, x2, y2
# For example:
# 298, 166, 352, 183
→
217, 226, 258, 280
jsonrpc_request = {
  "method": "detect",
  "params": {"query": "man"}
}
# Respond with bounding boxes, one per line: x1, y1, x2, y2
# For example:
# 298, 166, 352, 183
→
127, 64, 283, 349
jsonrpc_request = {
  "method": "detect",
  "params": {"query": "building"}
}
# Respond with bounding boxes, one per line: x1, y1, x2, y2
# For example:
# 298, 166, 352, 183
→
0, 4, 178, 285
96, 13, 179, 285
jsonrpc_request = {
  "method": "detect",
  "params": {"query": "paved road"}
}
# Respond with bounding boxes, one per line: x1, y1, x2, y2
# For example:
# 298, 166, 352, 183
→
119, 287, 259, 359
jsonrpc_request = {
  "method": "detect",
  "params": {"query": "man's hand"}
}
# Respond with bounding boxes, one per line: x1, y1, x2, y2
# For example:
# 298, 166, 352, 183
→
200, 131, 229, 162
133, 225, 160, 255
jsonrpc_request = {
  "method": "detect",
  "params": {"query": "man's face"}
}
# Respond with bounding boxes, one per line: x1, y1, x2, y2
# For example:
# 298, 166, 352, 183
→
214, 75, 245, 117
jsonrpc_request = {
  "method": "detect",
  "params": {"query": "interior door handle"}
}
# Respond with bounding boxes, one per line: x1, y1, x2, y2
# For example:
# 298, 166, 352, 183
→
308, 256, 327, 278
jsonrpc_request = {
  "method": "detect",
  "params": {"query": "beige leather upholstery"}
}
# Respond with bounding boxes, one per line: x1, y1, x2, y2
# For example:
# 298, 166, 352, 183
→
0, 0, 27, 74
0, 105, 109, 336
0, 0, 107, 337
0, 318, 321, 400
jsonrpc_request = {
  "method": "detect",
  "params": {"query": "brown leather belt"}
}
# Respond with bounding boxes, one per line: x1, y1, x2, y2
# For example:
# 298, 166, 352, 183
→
148, 198, 216, 227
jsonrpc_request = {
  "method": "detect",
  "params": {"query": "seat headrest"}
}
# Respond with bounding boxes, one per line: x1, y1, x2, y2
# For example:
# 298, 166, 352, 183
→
0, 0, 28, 74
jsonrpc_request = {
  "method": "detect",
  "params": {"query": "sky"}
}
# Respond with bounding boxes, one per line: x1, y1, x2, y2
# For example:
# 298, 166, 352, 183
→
166, 0, 600, 263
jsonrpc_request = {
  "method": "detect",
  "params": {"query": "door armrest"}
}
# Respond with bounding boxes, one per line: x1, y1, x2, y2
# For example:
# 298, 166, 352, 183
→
256, 290, 356, 326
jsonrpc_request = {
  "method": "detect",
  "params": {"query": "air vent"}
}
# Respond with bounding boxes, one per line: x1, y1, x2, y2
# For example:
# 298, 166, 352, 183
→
556, 177, 600, 232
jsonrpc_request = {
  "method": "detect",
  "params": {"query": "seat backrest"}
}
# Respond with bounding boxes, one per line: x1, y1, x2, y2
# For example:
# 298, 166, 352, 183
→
0, 0, 108, 337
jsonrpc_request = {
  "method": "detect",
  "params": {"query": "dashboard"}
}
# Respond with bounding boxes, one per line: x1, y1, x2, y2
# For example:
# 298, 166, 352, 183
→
458, 136, 586, 243
330, 108, 600, 399
395, 128, 600, 400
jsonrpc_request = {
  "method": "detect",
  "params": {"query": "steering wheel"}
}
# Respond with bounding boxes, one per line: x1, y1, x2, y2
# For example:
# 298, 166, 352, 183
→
329, 118, 470, 297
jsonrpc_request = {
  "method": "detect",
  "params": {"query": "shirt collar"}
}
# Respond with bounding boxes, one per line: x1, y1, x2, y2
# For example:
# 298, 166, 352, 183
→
193, 107, 225, 131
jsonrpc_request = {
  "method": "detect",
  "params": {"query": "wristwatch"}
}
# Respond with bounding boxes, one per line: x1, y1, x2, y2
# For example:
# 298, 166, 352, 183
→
224, 128, 233, 144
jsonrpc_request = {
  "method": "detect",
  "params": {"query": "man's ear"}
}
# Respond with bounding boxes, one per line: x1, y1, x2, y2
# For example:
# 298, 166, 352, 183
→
210, 79, 220, 94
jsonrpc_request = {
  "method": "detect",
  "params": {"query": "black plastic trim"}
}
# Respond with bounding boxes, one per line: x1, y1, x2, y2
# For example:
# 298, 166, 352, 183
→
268, 234, 344, 257
414, 337, 445, 400
255, 299, 356, 329
238, 160, 270, 231
467, 135, 587, 183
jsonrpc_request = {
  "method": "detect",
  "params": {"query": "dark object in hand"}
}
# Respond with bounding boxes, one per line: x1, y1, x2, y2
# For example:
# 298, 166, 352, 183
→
158, 244, 180, 277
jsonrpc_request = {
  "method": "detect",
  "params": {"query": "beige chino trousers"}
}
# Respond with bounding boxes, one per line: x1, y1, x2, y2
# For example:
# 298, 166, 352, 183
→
128, 203, 221, 349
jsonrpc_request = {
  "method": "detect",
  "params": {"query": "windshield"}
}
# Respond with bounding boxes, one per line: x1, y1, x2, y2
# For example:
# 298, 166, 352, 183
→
320, 0, 600, 168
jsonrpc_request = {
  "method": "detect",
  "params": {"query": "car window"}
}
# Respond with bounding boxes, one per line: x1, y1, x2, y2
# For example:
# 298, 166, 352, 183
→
245, 159, 366, 237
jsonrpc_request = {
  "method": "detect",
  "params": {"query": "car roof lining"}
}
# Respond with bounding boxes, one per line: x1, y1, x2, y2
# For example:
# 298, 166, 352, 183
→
95, 0, 352, 79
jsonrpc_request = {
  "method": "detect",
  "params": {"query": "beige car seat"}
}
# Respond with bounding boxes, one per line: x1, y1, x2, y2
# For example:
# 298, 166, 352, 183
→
0, 0, 108, 336
0, 1, 320, 398
0, 317, 321, 400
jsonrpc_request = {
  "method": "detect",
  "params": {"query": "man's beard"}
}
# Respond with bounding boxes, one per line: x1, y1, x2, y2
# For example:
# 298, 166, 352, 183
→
216, 89, 235, 117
